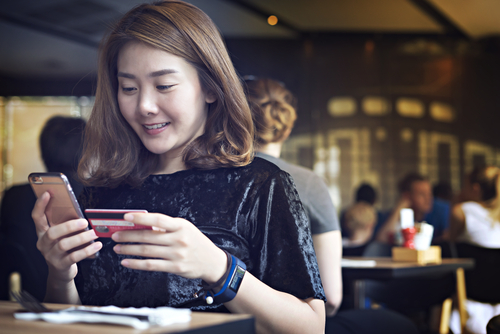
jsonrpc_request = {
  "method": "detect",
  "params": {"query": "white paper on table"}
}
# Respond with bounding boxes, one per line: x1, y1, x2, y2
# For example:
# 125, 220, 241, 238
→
341, 259, 377, 267
400, 208, 414, 229
14, 305, 191, 330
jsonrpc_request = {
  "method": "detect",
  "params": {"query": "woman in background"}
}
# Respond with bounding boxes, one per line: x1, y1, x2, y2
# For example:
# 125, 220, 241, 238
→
31, 2, 326, 334
448, 166, 500, 334
341, 201, 377, 255
246, 77, 418, 334
245, 77, 342, 316
449, 166, 500, 246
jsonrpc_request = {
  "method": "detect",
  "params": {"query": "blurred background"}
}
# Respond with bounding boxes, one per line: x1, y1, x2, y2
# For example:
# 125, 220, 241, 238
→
1, 0, 500, 213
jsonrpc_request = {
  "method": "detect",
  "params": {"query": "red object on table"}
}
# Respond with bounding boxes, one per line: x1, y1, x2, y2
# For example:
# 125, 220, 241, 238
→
401, 227, 416, 249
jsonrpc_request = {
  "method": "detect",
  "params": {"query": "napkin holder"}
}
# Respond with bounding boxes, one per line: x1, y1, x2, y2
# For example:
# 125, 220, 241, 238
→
392, 245, 442, 264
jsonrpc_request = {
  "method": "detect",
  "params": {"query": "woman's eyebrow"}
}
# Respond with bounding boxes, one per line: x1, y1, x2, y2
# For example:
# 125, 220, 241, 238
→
117, 72, 135, 79
149, 69, 179, 77
117, 69, 179, 79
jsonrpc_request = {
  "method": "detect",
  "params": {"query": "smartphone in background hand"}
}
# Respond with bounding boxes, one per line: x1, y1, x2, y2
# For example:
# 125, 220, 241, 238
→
85, 209, 150, 238
28, 172, 84, 226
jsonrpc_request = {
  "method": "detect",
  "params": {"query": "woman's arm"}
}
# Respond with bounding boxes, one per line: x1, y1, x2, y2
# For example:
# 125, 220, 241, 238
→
312, 230, 342, 317
447, 203, 466, 242
113, 213, 325, 334
226, 272, 325, 334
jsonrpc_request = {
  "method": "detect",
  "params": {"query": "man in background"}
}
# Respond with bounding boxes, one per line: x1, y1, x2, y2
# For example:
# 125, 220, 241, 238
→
376, 173, 449, 244
0, 116, 86, 300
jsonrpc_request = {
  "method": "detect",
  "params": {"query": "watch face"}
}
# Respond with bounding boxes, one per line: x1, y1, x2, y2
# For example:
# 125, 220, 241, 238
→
229, 265, 245, 292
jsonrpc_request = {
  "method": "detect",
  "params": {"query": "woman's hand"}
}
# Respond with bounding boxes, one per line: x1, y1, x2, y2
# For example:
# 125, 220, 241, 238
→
32, 192, 102, 283
111, 213, 227, 284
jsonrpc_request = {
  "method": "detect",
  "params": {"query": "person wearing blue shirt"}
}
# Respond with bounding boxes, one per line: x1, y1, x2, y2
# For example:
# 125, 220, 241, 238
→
377, 173, 450, 244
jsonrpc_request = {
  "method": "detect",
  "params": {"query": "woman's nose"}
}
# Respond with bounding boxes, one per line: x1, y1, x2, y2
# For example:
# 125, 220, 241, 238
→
137, 91, 159, 116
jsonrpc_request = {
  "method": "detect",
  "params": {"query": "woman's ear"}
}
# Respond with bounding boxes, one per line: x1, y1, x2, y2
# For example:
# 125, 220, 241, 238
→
205, 91, 217, 104
282, 127, 292, 142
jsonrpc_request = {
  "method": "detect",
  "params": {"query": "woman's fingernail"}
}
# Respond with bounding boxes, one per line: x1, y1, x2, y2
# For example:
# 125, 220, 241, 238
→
124, 213, 134, 221
111, 232, 120, 241
93, 242, 102, 251
77, 220, 87, 228
121, 259, 129, 266
114, 245, 121, 253
90, 229, 97, 238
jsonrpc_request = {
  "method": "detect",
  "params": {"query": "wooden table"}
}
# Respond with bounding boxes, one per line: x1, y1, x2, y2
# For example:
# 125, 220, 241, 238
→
0, 301, 255, 334
342, 257, 474, 334
342, 257, 474, 281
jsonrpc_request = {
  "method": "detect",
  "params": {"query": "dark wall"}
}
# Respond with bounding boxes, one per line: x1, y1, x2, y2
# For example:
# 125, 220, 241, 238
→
226, 34, 500, 148
226, 34, 500, 208
0, 74, 96, 97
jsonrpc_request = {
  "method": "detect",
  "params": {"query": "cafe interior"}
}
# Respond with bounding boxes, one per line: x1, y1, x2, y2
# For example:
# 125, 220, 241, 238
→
1, 1, 500, 333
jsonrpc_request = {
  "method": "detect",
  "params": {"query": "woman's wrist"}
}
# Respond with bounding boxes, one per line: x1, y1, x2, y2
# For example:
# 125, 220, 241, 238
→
200, 252, 247, 305
201, 248, 228, 286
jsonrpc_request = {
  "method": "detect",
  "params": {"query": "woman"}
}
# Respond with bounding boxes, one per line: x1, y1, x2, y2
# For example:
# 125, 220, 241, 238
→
31, 2, 325, 334
245, 77, 419, 334
448, 166, 500, 334
449, 166, 500, 246
245, 77, 342, 315
342, 202, 377, 250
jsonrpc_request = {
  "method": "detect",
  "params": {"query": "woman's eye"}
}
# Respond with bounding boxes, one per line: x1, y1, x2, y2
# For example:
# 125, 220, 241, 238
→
157, 85, 173, 91
121, 87, 136, 93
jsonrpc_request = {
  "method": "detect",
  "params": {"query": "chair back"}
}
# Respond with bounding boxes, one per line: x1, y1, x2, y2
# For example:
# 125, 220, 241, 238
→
0, 236, 47, 301
487, 314, 500, 334
454, 242, 500, 303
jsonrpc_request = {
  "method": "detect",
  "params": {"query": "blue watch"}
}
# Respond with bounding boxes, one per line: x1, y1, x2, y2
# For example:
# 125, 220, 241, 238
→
207, 254, 246, 304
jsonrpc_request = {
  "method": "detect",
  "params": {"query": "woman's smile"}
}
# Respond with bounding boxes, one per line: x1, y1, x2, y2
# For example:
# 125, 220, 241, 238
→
143, 122, 170, 135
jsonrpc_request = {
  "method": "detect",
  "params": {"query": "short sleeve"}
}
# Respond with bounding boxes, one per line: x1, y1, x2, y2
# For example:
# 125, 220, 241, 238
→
248, 170, 326, 302
303, 173, 340, 234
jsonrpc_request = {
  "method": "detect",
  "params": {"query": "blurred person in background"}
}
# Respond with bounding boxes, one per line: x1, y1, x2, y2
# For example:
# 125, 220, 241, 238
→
433, 181, 453, 203
355, 183, 377, 206
0, 116, 86, 301
447, 166, 500, 333
246, 77, 418, 334
341, 202, 377, 256
341, 183, 384, 246
245, 76, 342, 316
448, 165, 500, 247
376, 172, 449, 244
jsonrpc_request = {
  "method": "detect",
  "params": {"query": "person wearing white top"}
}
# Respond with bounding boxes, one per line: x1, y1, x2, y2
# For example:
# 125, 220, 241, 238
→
456, 201, 500, 248
449, 166, 500, 333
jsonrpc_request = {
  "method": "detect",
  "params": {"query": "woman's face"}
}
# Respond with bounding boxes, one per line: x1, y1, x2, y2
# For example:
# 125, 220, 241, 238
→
117, 41, 215, 169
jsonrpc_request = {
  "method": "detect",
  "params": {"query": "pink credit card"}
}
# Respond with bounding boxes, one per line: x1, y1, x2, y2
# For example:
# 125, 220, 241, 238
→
85, 209, 151, 238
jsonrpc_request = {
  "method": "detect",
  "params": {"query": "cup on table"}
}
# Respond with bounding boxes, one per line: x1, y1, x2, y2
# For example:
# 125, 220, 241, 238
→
414, 222, 434, 250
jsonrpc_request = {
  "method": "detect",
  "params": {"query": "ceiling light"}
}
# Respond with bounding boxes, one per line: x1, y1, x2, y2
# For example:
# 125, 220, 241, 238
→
267, 15, 278, 26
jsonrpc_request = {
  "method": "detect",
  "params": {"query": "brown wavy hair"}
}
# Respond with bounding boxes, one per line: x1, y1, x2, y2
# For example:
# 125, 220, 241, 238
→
78, 0, 253, 187
245, 78, 297, 148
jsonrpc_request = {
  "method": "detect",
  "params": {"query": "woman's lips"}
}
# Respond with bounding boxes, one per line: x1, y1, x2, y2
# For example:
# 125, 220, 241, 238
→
143, 122, 170, 135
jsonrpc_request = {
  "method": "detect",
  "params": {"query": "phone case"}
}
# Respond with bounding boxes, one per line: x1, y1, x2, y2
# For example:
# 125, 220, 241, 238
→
28, 172, 84, 226
85, 209, 151, 238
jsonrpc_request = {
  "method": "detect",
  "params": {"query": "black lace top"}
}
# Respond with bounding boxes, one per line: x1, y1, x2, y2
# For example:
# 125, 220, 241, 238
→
75, 157, 325, 311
